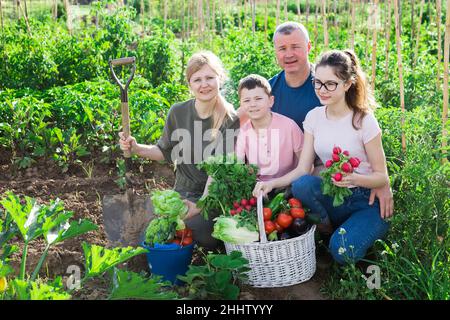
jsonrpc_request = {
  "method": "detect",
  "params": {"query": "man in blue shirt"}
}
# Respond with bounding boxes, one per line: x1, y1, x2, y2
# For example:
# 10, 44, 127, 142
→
269, 21, 394, 220
269, 22, 320, 132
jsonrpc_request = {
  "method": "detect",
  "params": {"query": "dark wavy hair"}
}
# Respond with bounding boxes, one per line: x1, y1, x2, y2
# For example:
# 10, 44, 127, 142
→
315, 49, 378, 130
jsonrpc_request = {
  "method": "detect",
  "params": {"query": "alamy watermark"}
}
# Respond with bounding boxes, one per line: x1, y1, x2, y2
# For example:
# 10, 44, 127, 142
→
167, 121, 282, 173
66, 265, 81, 290
363, 265, 381, 290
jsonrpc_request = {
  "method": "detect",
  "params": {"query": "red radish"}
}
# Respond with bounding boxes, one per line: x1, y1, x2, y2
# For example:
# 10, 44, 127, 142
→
333, 146, 342, 155
349, 157, 361, 168
245, 205, 252, 211
333, 172, 343, 181
332, 154, 340, 162
341, 162, 353, 173
233, 202, 240, 209
249, 197, 257, 206
236, 207, 243, 214
240, 199, 248, 206
343, 150, 350, 156
325, 160, 333, 168
230, 209, 237, 215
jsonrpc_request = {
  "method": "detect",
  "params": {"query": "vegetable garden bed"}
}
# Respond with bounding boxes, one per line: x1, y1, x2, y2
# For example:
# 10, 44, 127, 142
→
0, 154, 328, 300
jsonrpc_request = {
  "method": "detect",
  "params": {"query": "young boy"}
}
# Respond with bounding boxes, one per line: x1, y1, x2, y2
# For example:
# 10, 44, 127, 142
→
236, 74, 304, 181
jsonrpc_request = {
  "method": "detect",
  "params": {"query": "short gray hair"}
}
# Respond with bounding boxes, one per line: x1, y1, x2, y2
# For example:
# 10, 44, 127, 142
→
273, 21, 310, 44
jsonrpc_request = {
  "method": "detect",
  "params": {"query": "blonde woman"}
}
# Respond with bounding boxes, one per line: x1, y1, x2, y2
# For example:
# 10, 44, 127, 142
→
119, 51, 239, 249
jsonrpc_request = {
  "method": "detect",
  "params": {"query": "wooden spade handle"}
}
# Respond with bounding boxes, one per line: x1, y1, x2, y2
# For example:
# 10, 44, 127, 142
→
110, 57, 136, 66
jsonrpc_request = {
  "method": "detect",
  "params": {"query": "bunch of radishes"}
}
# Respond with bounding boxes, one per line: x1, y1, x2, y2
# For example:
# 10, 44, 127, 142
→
321, 146, 360, 207
229, 197, 257, 216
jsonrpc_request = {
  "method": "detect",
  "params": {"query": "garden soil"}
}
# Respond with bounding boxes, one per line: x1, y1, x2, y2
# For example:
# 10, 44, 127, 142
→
0, 152, 330, 300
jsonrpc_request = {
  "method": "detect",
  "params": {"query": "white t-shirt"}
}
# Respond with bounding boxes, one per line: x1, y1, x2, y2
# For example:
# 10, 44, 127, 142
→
303, 106, 381, 176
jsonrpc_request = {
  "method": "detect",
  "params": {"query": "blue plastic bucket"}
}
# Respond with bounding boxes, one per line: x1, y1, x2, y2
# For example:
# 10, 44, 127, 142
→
141, 241, 194, 285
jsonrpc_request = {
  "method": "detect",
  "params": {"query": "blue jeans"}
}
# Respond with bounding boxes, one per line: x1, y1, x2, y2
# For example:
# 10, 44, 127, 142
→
292, 175, 390, 265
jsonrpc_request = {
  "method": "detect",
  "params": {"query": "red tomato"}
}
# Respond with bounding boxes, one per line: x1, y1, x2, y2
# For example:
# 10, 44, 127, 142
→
276, 213, 293, 228
264, 220, 276, 234
181, 237, 193, 246
288, 198, 302, 208
263, 208, 272, 221
290, 207, 305, 219
176, 228, 193, 238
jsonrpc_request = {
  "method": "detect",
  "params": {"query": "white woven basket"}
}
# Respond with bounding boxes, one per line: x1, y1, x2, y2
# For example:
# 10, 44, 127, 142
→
224, 195, 316, 288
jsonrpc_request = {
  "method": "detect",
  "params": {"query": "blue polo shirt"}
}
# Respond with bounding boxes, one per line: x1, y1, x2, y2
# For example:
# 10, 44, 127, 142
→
269, 69, 321, 132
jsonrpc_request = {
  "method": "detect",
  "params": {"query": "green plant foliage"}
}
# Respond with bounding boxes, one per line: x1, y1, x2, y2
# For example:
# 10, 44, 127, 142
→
178, 250, 250, 300
109, 269, 178, 300
82, 243, 148, 279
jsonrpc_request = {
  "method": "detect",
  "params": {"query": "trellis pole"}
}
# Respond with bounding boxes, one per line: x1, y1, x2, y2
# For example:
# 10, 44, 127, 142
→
441, 0, 450, 163
394, 0, 406, 153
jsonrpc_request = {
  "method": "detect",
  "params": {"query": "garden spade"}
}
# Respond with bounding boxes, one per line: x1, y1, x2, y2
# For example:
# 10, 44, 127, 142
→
102, 57, 154, 247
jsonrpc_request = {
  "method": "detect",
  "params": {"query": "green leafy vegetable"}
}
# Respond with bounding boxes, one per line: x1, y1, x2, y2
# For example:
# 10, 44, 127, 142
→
197, 154, 258, 219
151, 190, 188, 218
212, 216, 259, 244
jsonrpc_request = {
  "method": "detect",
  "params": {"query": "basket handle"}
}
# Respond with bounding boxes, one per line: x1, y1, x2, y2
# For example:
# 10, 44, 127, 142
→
257, 195, 268, 243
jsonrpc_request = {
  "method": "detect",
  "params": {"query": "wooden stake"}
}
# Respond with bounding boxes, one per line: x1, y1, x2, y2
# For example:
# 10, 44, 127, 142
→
23, 0, 28, 19
187, 0, 191, 38
141, 0, 145, 35
212, 0, 216, 33
314, 1, 318, 54
63, 0, 72, 34
306, 0, 309, 25
251, 0, 255, 34
442, 0, 450, 162
53, 0, 57, 20
265, 0, 268, 37
436, 0, 442, 91
385, 0, 392, 80
394, 0, 406, 153
164, 0, 168, 31
322, 0, 329, 49
198, 0, 204, 39
333, 0, 338, 44
371, 0, 379, 92
276, 0, 280, 26
350, 0, 356, 51
17, 0, 32, 35
413, 0, 425, 68
0, 0, 3, 30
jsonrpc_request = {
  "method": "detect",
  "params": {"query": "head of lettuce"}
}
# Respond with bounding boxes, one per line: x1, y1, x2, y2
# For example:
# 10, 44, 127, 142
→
212, 216, 259, 244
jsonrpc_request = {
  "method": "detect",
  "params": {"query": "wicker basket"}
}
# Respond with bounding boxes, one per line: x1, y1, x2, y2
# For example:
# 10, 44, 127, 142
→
224, 195, 316, 288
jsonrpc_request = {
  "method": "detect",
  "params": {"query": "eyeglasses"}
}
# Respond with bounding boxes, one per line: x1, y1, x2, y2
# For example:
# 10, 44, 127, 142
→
312, 79, 343, 92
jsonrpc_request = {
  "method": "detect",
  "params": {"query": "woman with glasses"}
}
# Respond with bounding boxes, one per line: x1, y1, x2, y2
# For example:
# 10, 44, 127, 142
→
253, 49, 390, 265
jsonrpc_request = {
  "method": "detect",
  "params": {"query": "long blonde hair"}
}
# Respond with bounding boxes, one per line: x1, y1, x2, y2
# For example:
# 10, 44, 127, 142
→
186, 51, 236, 138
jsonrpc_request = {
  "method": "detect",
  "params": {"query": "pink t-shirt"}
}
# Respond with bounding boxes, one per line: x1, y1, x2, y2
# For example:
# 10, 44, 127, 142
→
303, 106, 381, 176
236, 112, 304, 181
